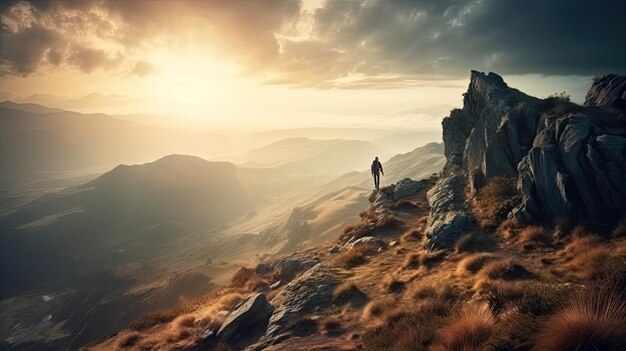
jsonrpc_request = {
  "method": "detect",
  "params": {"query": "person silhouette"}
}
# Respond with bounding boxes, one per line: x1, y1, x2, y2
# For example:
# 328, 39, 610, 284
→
371, 157, 384, 190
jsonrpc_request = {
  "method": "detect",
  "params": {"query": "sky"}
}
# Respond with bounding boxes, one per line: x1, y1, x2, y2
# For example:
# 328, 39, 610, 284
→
1, 0, 625, 130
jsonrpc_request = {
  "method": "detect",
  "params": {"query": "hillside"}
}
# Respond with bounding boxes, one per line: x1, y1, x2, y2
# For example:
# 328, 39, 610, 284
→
86, 72, 626, 351
0, 155, 312, 350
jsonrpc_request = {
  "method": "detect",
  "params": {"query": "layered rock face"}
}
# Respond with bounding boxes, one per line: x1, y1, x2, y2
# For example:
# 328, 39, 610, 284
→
584, 74, 626, 109
427, 71, 626, 248
515, 81, 626, 224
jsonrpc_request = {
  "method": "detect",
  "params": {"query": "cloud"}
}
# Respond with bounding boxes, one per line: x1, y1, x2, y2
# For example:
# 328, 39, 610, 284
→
0, 23, 66, 75
130, 60, 157, 77
68, 46, 122, 72
1, 0, 625, 86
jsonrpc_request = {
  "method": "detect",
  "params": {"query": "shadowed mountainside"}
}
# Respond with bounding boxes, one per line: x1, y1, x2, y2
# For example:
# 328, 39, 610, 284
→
0, 155, 310, 295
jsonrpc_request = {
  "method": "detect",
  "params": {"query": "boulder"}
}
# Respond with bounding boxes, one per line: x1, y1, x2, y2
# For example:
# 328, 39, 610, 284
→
216, 293, 274, 347
392, 178, 424, 200
259, 264, 342, 345
425, 173, 475, 249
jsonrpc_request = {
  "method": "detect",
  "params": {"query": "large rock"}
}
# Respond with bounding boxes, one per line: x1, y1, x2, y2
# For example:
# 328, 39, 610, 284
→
257, 264, 342, 346
425, 173, 475, 249
393, 178, 425, 200
445, 71, 542, 193
584, 74, 626, 109
216, 293, 274, 347
514, 113, 626, 224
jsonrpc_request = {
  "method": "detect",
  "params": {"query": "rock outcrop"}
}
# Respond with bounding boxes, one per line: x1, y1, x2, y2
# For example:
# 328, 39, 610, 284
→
584, 74, 626, 109
427, 71, 626, 248
254, 263, 343, 348
214, 293, 274, 347
514, 112, 626, 224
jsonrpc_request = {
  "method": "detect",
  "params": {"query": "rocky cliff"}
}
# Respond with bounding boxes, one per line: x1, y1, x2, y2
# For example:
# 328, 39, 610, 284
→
427, 71, 626, 248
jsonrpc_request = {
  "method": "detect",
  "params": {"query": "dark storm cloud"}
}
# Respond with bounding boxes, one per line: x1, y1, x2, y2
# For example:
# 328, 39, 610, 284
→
1, 0, 625, 84
305, 0, 626, 80
0, 24, 65, 75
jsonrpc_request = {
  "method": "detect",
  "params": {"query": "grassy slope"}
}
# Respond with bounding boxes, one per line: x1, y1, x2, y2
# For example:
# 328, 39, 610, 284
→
87, 177, 626, 351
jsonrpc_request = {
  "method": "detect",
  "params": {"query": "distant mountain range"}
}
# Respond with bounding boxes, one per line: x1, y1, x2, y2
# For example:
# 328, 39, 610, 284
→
227, 137, 379, 175
0, 101, 233, 187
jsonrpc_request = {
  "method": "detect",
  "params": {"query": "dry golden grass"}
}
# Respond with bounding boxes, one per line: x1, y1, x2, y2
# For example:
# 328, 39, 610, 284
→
497, 218, 519, 240
117, 331, 142, 348
230, 266, 255, 288
534, 288, 626, 351
362, 297, 397, 322
335, 244, 378, 269
473, 177, 521, 229
558, 235, 615, 280
518, 225, 553, 246
333, 280, 367, 306
402, 229, 423, 242
454, 233, 477, 252
173, 314, 195, 329
361, 308, 444, 351
319, 316, 343, 335
243, 275, 269, 291
479, 258, 533, 280
381, 275, 406, 293
402, 250, 447, 270
552, 216, 572, 240
407, 282, 459, 303
456, 253, 498, 275
430, 304, 495, 351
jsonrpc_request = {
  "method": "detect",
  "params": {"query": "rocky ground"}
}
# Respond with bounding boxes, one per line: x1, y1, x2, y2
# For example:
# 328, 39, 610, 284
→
86, 175, 626, 351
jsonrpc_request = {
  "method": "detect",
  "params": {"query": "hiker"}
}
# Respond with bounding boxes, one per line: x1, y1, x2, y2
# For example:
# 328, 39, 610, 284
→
371, 157, 384, 190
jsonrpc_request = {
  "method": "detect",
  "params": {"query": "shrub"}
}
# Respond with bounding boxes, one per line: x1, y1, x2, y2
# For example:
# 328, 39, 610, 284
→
533, 288, 626, 351
320, 317, 343, 335
519, 225, 553, 246
335, 244, 377, 269
361, 307, 445, 351
333, 281, 368, 307
430, 304, 495, 351
117, 332, 142, 348
479, 258, 533, 280
362, 297, 396, 322
402, 229, 423, 242
408, 282, 459, 303
230, 266, 255, 288
402, 250, 446, 270
457, 253, 499, 275
454, 234, 476, 252
497, 218, 519, 240
559, 235, 615, 280
381, 276, 405, 293
473, 177, 521, 229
